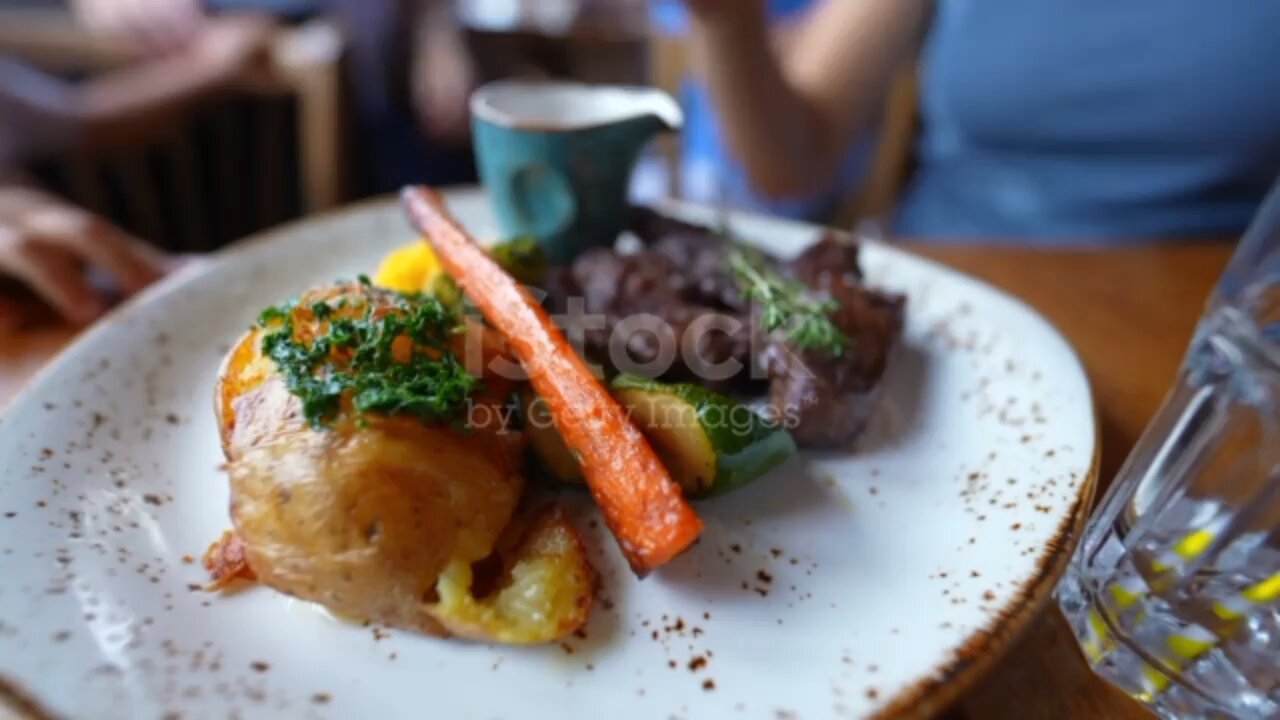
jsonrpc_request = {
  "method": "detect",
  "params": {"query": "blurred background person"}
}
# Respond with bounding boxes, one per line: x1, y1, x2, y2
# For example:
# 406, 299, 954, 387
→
0, 15, 273, 327
683, 0, 1280, 240
70, 0, 480, 192
650, 0, 869, 221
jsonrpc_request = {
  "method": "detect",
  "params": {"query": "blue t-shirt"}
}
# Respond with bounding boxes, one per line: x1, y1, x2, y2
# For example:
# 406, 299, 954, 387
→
895, 0, 1280, 240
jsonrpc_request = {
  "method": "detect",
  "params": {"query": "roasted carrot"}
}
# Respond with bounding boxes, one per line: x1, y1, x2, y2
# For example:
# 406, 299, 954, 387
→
401, 186, 702, 574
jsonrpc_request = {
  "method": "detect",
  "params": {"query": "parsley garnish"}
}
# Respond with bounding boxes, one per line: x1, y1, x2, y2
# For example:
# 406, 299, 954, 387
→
257, 283, 477, 428
257, 304, 289, 325
728, 247, 848, 355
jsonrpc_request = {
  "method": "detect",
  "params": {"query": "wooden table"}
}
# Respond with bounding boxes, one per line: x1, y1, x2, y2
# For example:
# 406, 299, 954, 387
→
0, 241, 1232, 718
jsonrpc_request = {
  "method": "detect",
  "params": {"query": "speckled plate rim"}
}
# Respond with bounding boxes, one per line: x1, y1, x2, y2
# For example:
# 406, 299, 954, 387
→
0, 193, 1101, 719
656, 199, 1102, 719
871, 439, 1099, 719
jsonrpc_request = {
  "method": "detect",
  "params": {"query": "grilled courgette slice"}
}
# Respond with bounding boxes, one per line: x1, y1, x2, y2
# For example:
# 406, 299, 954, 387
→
521, 386, 584, 483
610, 374, 796, 498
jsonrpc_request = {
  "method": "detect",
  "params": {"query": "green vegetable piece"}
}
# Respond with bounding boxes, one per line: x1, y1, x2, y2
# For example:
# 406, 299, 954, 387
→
489, 236, 548, 285
610, 373, 796, 498
728, 246, 848, 356
256, 283, 477, 428
520, 387, 585, 485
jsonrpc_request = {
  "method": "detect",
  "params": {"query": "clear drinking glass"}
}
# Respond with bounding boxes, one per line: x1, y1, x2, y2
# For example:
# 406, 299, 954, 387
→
1056, 181, 1280, 720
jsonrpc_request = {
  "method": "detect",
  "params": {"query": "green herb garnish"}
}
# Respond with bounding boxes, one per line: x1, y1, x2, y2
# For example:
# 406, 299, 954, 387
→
728, 247, 848, 355
258, 283, 477, 428
257, 304, 289, 325
310, 301, 333, 320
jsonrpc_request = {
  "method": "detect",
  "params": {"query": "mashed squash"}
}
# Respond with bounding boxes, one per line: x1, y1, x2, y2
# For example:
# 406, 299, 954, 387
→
373, 240, 444, 293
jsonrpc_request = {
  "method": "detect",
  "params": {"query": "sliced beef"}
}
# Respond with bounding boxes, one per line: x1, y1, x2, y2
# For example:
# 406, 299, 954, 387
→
764, 235, 905, 447
785, 232, 865, 289
541, 245, 755, 389
540, 211, 904, 447
630, 207, 744, 311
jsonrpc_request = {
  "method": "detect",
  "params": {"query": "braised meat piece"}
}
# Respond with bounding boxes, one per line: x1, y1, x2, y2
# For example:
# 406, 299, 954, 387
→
541, 211, 904, 448
629, 207, 744, 311
543, 245, 755, 388
764, 236, 905, 447
784, 231, 864, 289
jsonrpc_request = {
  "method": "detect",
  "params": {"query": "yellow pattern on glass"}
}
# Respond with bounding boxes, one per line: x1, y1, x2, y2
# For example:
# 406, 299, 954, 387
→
1140, 662, 1172, 694
1098, 521, 1278, 706
1242, 572, 1280, 604
1167, 626, 1216, 660
1084, 608, 1112, 663
1109, 580, 1144, 609
1173, 528, 1215, 559
1153, 526, 1221, 572
1212, 598, 1244, 621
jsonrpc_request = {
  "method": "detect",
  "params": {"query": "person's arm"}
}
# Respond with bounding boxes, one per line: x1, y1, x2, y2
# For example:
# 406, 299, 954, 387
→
71, 0, 205, 58
75, 15, 277, 149
686, 0, 928, 198
0, 179, 171, 324
0, 15, 276, 163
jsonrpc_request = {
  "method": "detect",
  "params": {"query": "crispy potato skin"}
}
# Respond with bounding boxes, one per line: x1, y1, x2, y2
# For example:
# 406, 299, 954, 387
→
226, 379, 522, 635
217, 285, 523, 636
202, 529, 256, 590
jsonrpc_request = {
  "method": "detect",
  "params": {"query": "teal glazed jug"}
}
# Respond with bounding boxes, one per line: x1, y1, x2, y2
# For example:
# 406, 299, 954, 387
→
470, 80, 683, 263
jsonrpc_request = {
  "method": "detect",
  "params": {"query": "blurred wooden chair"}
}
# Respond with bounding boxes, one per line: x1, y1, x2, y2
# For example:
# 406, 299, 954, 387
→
831, 66, 918, 229
646, 28, 919, 230
0, 7, 347, 253
646, 31, 688, 199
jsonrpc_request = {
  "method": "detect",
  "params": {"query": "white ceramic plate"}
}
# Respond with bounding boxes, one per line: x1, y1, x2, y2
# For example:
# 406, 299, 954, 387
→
0, 190, 1097, 720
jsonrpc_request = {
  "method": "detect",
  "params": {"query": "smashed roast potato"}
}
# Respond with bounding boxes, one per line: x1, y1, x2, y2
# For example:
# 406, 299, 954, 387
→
212, 281, 594, 643
429, 505, 595, 643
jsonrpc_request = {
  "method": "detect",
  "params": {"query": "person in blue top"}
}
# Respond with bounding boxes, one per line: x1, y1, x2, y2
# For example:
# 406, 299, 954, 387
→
683, 0, 1280, 240
651, 0, 869, 220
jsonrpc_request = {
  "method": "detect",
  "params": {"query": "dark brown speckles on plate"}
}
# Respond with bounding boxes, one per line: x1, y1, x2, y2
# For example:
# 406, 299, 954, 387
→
0, 201, 1105, 720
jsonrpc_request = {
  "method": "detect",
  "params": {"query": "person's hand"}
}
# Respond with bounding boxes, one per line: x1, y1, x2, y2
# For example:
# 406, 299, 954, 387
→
411, 24, 478, 144
72, 0, 205, 58
0, 185, 171, 324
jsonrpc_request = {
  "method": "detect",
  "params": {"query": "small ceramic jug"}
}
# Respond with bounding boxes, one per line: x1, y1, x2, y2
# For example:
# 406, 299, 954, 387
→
470, 80, 683, 263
